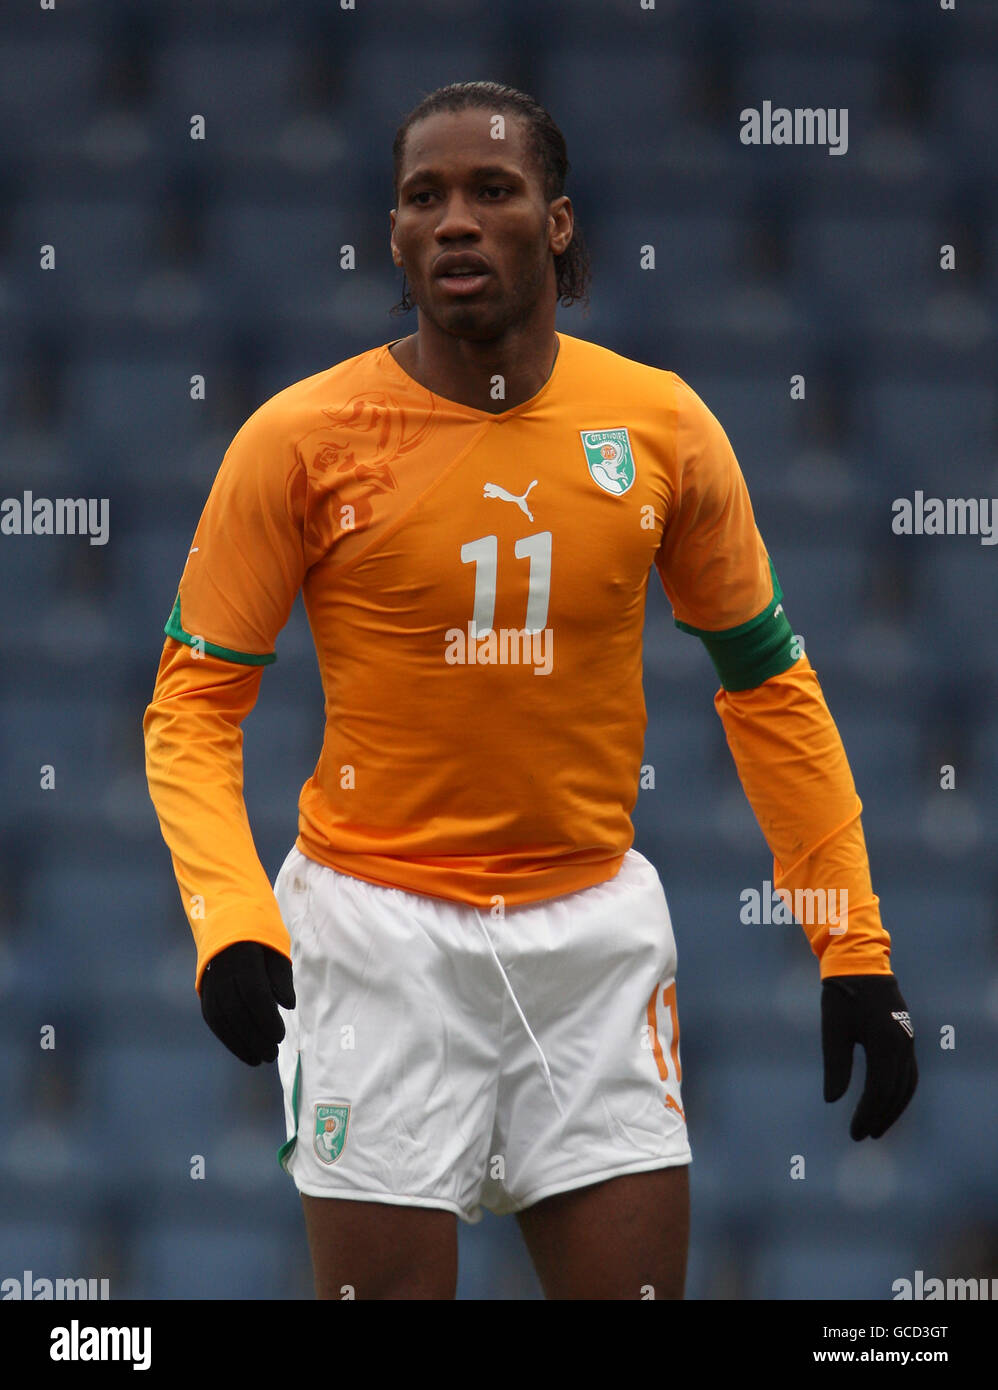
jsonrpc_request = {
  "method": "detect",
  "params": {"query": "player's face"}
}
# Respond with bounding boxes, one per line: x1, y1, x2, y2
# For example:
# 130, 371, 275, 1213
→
390, 109, 570, 341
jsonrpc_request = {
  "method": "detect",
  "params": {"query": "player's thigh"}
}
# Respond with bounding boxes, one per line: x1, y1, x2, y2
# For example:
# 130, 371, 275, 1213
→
515, 1163, 690, 1300
302, 1194, 459, 1300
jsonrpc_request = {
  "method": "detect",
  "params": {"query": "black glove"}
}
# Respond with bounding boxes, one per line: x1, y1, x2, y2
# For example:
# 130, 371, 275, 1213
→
822, 974, 917, 1141
200, 941, 296, 1066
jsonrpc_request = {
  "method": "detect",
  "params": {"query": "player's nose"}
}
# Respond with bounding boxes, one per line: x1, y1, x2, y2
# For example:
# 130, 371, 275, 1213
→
433, 194, 483, 240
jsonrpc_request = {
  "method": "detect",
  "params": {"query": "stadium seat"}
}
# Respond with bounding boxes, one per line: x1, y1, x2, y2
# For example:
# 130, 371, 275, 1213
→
18, 857, 180, 1004
457, 1212, 544, 1300
690, 1057, 853, 1207
936, 60, 998, 168
10, 200, 153, 312
751, 1235, 921, 1300
790, 215, 938, 324
151, 39, 299, 150
339, 44, 499, 160
734, 52, 881, 141
0, 696, 117, 825
921, 1068, 998, 1192
0, 37, 102, 135
869, 379, 996, 475
63, 355, 205, 462
0, 1221, 87, 1281
78, 1045, 242, 1188
126, 1222, 292, 1299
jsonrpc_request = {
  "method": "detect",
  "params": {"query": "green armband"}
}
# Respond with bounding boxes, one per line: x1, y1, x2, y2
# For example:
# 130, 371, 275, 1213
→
675, 559, 798, 691
164, 593, 276, 666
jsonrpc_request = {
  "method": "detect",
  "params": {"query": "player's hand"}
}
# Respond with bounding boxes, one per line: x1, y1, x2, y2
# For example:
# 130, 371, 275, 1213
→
200, 942, 296, 1066
821, 974, 917, 1140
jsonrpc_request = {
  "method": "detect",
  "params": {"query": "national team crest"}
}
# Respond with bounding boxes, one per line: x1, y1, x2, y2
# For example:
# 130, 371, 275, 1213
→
313, 1103, 350, 1164
580, 428, 636, 495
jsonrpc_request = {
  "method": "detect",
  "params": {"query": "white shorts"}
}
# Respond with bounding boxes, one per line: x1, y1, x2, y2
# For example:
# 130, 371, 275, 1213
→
274, 845, 691, 1224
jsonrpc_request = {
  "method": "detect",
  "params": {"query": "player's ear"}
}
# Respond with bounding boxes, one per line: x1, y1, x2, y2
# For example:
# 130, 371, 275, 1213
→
548, 196, 573, 256
389, 210, 403, 267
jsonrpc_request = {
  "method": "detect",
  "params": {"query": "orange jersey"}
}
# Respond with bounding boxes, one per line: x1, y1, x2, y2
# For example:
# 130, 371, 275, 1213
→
143, 332, 891, 988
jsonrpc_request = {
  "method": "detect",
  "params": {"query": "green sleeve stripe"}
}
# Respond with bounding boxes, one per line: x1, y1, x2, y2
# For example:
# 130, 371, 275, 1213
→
674, 558, 798, 691
164, 594, 277, 666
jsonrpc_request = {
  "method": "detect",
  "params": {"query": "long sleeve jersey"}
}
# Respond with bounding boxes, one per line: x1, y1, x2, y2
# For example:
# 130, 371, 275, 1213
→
143, 332, 892, 991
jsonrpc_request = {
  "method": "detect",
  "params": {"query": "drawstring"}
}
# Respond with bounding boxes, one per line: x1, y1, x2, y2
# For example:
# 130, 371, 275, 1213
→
473, 912, 565, 1117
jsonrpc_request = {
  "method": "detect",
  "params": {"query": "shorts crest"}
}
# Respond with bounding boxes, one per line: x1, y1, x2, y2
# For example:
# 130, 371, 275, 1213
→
314, 1102, 350, 1164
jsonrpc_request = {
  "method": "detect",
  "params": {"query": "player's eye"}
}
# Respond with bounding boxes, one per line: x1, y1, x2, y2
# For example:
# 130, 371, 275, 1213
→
481, 185, 509, 199
409, 189, 436, 205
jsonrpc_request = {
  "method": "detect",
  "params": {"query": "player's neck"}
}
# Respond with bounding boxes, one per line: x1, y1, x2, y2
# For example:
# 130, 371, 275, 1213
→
389, 323, 559, 415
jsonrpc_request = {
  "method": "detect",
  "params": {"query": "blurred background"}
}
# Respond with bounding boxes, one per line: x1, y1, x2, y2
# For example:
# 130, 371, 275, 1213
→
1, 0, 996, 1300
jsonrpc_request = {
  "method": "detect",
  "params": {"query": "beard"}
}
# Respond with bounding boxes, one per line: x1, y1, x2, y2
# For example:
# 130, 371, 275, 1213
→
411, 251, 551, 342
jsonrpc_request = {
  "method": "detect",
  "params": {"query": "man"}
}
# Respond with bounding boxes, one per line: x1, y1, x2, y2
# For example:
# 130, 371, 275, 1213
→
143, 81, 917, 1300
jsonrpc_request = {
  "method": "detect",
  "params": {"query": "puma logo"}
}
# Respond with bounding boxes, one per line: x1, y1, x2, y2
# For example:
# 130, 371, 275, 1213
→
483, 480, 538, 522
